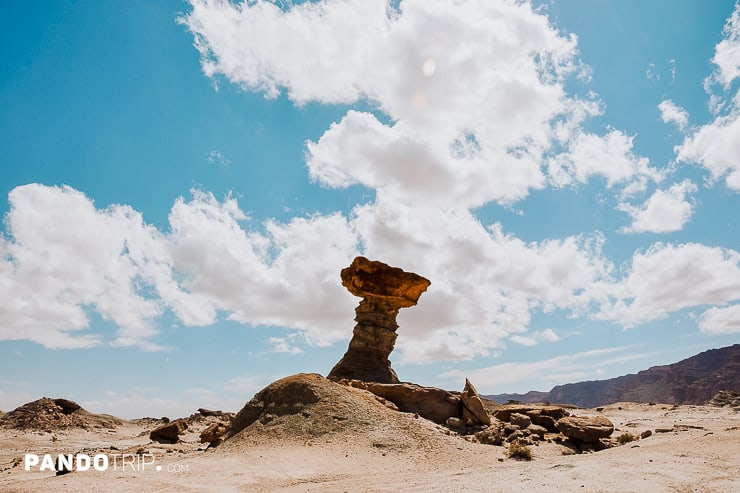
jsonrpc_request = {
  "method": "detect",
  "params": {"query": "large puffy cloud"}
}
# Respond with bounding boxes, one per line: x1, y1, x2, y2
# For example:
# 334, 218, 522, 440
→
0, 184, 612, 359
1, 185, 162, 349
2, 184, 739, 358
183, 0, 659, 207
0, 184, 358, 350
351, 198, 613, 362
676, 2, 740, 191
3, 1, 737, 358
165, 191, 359, 344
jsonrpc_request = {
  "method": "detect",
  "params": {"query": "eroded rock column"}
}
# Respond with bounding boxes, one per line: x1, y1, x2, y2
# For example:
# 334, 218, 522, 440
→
328, 256, 430, 383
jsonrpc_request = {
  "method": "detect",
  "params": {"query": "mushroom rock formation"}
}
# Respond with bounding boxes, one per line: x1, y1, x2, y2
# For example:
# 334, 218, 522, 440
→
328, 256, 431, 384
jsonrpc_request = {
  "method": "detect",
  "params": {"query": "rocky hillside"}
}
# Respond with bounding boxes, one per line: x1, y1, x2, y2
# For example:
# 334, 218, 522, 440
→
485, 344, 740, 408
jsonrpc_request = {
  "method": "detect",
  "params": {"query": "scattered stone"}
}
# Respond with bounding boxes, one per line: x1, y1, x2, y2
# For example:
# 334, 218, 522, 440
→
556, 416, 614, 443
446, 417, 463, 428
150, 419, 188, 444
328, 257, 430, 384
640, 430, 652, 439
655, 428, 673, 433
461, 379, 491, 426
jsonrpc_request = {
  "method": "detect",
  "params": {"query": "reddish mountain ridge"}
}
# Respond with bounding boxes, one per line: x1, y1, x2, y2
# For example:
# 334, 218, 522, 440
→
485, 344, 740, 408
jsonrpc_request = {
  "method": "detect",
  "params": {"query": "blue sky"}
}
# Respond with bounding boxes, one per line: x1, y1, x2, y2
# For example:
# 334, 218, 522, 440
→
1, 0, 739, 418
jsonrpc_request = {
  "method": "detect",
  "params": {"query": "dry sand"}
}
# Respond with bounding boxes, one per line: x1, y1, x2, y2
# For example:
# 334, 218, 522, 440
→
0, 401, 737, 492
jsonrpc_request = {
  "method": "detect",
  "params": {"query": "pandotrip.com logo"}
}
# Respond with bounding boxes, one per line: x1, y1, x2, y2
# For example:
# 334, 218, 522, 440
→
24, 453, 189, 474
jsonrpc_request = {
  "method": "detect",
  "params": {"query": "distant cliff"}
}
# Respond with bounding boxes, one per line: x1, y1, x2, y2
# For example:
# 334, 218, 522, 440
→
484, 344, 740, 408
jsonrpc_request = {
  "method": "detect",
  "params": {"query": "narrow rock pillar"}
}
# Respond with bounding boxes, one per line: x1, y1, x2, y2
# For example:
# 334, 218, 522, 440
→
328, 256, 430, 383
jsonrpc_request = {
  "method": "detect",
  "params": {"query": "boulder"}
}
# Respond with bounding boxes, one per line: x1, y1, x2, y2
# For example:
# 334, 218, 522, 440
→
150, 419, 188, 444
198, 408, 227, 417
328, 257, 430, 383
526, 424, 548, 439
361, 381, 460, 424
475, 423, 505, 446
526, 410, 560, 432
200, 422, 228, 447
461, 379, 491, 426
556, 415, 614, 443
509, 413, 532, 429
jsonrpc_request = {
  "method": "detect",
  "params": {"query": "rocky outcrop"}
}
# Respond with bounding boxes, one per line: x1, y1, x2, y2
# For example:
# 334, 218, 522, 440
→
150, 419, 188, 444
476, 404, 572, 447
0, 397, 123, 430
461, 379, 491, 426
707, 390, 740, 408
492, 405, 570, 425
556, 415, 614, 443
328, 257, 430, 383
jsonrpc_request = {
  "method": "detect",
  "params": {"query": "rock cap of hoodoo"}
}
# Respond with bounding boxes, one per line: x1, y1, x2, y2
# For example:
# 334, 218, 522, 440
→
341, 256, 430, 307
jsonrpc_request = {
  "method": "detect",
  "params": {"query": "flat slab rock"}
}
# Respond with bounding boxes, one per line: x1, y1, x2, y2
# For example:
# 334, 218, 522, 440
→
357, 381, 460, 424
556, 415, 614, 443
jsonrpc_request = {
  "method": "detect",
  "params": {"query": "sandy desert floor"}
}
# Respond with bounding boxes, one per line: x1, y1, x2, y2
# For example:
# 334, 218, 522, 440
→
1, 402, 738, 492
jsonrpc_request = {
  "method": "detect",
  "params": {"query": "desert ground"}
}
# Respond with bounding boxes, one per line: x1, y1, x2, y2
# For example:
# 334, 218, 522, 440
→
1, 393, 738, 493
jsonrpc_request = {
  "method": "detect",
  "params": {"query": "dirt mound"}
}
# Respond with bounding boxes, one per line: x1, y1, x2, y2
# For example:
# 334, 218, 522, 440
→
220, 373, 464, 453
0, 397, 124, 430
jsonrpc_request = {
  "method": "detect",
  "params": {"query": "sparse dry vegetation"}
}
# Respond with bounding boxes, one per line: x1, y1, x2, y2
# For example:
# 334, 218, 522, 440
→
507, 440, 533, 460
617, 432, 637, 445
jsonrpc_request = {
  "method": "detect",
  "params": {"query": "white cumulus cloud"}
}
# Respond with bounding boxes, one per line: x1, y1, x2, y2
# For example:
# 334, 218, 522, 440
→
546, 129, 660, 195
698, 304, 740, 335
617, 180, 697, 234
711, 3, 740, 88
676, 2, 740, 192
182, 0, 659, 207
595, 243, 740, 327
658, 99, 689, 130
